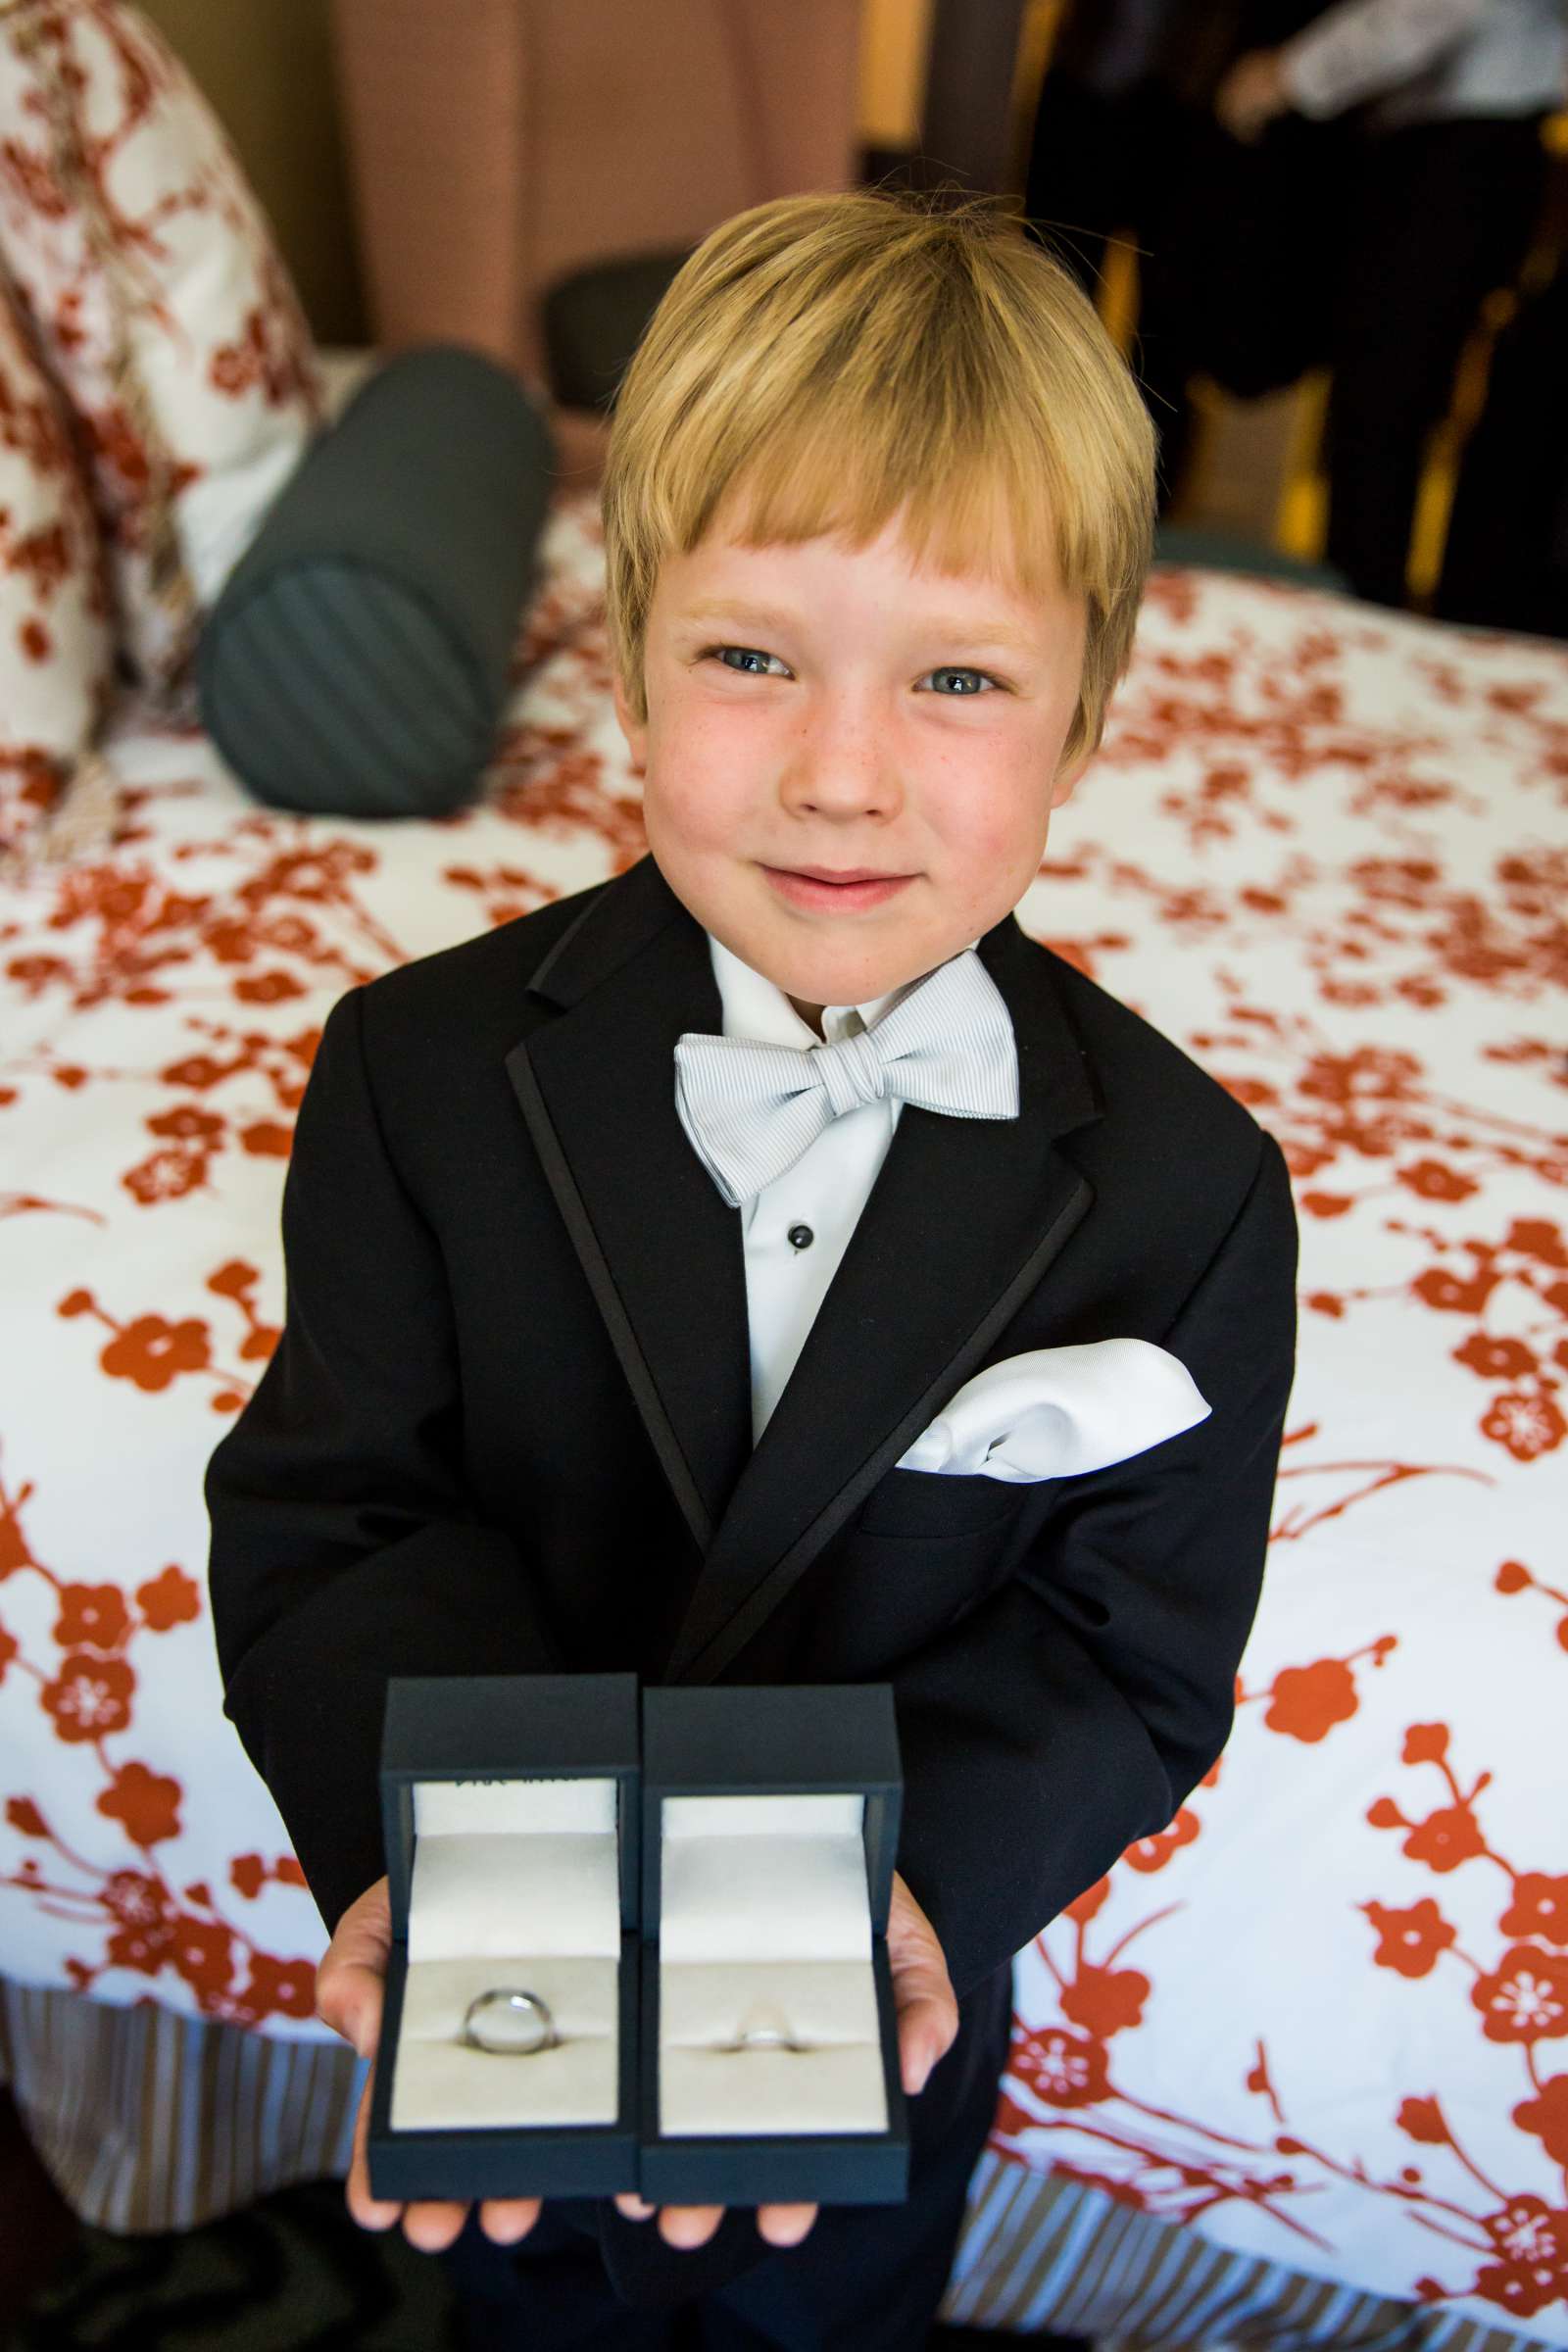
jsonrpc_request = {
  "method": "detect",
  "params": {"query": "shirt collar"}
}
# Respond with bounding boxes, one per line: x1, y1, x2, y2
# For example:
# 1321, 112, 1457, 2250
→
707, 930, 983, 1047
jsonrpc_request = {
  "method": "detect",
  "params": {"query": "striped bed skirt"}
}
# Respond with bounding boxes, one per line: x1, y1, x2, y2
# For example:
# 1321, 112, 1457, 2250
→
0, 1976, 1548, 2352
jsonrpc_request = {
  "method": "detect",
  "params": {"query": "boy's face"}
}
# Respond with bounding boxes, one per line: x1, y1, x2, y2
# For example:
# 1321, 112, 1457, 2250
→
612, 501, 1090, 1023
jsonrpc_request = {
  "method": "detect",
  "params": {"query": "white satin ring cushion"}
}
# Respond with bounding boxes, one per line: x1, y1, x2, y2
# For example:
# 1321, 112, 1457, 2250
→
894, 1338, 1212, 1483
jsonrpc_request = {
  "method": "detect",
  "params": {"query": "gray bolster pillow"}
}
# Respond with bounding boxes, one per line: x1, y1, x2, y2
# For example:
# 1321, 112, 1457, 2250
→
197, 345, 556, 818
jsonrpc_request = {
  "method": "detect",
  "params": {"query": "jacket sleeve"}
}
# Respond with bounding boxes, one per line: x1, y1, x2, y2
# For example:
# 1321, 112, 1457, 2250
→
889, 1129, 1299, 2004
204, 982, 566, 1937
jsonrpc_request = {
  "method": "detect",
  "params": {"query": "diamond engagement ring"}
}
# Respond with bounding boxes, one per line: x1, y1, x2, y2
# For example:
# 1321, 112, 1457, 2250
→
461, 1987, 560, 2055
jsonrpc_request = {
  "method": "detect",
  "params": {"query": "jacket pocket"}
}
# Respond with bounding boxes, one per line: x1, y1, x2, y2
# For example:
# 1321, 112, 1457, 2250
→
795, 1508, 1022, 1678
851, 1464, 1033, 1544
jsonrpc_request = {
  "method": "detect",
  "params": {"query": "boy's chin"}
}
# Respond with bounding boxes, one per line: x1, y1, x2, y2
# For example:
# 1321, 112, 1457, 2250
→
753, 931, 962, 1012
685, 863, 983, 1004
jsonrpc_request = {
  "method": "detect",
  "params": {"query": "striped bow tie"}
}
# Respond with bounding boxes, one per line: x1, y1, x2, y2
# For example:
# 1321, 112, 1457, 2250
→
673, 948, 1020, 1209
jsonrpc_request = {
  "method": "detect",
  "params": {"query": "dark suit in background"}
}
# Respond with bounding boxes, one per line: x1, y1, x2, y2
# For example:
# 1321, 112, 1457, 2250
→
1024, 0, 1356, 509
205, 851, 1298, 2336
1025, 0, 1557, 609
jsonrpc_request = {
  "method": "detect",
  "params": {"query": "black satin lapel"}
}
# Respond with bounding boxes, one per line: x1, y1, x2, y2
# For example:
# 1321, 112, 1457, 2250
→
503, 864, 755, 1556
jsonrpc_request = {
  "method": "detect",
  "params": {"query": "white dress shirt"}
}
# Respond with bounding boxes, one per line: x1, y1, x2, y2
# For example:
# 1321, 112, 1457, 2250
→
706, 930, 984, 1446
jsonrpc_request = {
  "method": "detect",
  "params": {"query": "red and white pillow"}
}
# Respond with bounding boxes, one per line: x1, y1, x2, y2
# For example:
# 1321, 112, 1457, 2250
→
0, 287, 119, 869
0, 0, 324, 875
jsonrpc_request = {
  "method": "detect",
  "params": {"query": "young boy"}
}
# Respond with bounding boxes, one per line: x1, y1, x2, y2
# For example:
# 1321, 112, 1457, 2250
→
206, 186, 1298, 2348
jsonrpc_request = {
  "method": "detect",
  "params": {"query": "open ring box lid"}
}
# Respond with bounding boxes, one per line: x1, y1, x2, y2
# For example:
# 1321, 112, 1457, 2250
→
368, 1672, 640, 2202
639, 1683, 909, 2207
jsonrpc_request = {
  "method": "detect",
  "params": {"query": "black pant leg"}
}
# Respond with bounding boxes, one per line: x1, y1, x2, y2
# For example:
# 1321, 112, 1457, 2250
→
439, 2197, 698, 2351
1022, 73, 1141, 298
1114, 98, 1231, 515
1322, 115, 1550, 608
1023, 75, 1208, 512
1433, 253, 1568, 636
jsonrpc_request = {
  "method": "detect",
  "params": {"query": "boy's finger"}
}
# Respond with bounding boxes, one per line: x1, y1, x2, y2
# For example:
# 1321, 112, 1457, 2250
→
315, 1880, 393, 2054
345, 2062, 403, 2231
612, 2192, 657, 2220
316, 1880, 392, 1987
479, 2196, 546, 2243
657, 2203, 726, 2249
757, 2201, 818, 2246
897, 1993, 952, 2095
886, 1872, 958, 2091
402, 2197, 472, 2253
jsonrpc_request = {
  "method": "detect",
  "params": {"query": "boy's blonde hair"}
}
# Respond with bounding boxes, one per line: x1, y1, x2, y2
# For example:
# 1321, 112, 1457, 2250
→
600, 185, 1156, 779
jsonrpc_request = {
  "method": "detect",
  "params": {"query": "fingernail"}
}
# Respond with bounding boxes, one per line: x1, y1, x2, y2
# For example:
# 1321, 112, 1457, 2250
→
352, 2196, 400, 2230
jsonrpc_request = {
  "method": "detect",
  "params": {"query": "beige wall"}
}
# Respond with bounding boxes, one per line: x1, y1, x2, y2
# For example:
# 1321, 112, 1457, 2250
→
137, 0, 367, 344
138, 0, 947, 347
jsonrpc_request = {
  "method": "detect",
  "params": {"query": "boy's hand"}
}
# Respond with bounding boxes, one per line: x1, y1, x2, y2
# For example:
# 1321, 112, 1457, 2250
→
613, 1864, 958, 2251
1214, 48, 1292, 142
318, 1867, 957, 2257
315, 1876, 544, 2252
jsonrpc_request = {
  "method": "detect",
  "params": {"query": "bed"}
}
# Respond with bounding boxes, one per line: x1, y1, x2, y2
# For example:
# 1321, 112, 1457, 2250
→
2, 347, 1565, 2347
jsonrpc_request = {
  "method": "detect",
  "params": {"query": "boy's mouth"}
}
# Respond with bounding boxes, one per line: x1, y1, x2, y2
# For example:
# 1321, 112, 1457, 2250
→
784, 865, 909, 884
761, 865, 915, 910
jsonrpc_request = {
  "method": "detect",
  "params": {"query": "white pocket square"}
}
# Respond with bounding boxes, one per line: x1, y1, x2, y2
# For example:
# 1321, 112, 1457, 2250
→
895, 1339, 1211, 1483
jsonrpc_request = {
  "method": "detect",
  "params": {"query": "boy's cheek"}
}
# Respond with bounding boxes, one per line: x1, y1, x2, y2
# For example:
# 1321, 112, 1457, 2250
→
643, 766, 750, 864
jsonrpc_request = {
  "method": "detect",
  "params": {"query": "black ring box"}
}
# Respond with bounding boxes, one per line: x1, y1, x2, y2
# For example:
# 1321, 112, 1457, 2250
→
368, 1672, 641, 2201
368, 1673, 908, 2208
639, 1683, 910, 2207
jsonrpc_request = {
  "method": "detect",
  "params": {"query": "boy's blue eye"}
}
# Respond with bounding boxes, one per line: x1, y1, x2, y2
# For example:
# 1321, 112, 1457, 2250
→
701, 645, 1003, 696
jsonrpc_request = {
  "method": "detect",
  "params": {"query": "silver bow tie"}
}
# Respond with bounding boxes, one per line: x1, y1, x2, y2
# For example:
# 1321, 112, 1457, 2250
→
673, 949, 1020, 1208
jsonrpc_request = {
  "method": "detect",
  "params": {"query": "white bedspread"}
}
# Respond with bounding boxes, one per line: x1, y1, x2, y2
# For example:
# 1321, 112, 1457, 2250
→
1, 474, 1563, 2333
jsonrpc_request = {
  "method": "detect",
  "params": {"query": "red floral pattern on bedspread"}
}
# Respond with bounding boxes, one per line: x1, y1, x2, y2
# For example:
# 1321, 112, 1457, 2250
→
1, 494, 1564, 2333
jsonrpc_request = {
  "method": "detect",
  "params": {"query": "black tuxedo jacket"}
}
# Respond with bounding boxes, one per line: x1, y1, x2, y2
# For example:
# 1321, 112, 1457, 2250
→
206, 849, 1297, 2270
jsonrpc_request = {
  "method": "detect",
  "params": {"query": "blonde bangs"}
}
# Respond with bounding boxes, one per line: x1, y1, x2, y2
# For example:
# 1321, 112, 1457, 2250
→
601, 187, 1156, 771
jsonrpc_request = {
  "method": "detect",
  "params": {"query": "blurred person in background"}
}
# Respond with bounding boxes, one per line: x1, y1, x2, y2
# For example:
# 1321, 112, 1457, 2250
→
1215, 0, 1567, 608
1024, 2, 1370, 518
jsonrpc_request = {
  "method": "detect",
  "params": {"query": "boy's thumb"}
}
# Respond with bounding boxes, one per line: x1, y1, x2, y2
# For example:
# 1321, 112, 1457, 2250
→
315, 1960, 383, 2060
314, 1878, 392, 2060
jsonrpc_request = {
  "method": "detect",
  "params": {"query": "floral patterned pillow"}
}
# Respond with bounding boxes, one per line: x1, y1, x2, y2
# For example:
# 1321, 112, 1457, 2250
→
0, 0, 325, 714
0, 278, 119, 877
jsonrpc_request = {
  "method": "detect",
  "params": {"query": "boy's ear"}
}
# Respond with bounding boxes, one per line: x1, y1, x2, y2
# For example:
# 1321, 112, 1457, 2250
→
612, 669, 649, 774
1050, 746, 1092, 810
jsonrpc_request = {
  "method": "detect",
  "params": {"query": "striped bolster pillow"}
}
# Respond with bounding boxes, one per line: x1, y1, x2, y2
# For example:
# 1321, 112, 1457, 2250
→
197, 345, 555, 818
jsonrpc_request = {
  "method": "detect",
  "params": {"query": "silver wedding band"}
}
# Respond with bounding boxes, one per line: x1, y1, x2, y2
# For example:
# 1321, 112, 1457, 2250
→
728, 2022, 808, 2052
458, 1987, 811, 2056
719, 2004, 810, 2054
461, 1987, 560, 2055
